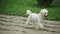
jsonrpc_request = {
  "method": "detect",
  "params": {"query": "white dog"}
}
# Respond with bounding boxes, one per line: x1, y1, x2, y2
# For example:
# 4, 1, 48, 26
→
25, 8, 48, 30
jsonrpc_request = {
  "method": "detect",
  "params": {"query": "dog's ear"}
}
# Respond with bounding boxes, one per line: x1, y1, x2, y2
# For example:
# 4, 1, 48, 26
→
40, 11, 45, 16
40, 11, 43, 14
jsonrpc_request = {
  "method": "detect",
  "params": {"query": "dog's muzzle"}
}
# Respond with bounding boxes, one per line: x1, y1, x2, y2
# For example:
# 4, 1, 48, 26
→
45, 15, 48, 17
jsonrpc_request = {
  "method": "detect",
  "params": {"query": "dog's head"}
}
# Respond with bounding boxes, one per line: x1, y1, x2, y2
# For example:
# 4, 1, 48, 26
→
40, 9, 48, 17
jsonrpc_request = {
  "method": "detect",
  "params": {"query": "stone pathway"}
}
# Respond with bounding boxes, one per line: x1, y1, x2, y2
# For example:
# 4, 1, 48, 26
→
0, 15, 60, 34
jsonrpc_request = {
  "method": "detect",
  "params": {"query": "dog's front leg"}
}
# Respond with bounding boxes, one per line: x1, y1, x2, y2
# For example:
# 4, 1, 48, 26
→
36, 23, 39, 30
25, 16, 31, 27
36, 20, 40, 30
38, 21, 45, 29
36, 20, 45, 30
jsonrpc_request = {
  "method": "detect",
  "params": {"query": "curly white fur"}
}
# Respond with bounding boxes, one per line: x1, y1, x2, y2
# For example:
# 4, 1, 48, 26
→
25, 9, 48, 30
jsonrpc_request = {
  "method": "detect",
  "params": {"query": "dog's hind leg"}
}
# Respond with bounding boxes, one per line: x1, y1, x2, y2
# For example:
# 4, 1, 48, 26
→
25, 16, 31, 27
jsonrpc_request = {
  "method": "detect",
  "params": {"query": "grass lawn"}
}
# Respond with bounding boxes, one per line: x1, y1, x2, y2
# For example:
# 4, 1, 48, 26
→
0, 0, 60, 20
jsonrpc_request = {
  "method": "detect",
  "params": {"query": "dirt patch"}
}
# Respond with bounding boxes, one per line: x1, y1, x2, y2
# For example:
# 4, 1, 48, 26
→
0, 15, 60, 34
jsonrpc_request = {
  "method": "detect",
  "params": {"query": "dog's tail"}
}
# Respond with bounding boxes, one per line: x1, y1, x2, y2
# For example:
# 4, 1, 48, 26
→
26, 10, 32, 15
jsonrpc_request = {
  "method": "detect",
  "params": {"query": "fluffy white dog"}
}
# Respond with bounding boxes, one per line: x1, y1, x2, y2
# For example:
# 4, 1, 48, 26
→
25, 8, 48, 30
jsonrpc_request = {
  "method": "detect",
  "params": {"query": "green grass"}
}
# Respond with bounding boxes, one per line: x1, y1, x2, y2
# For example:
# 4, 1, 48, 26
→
0, 0, 60, 20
